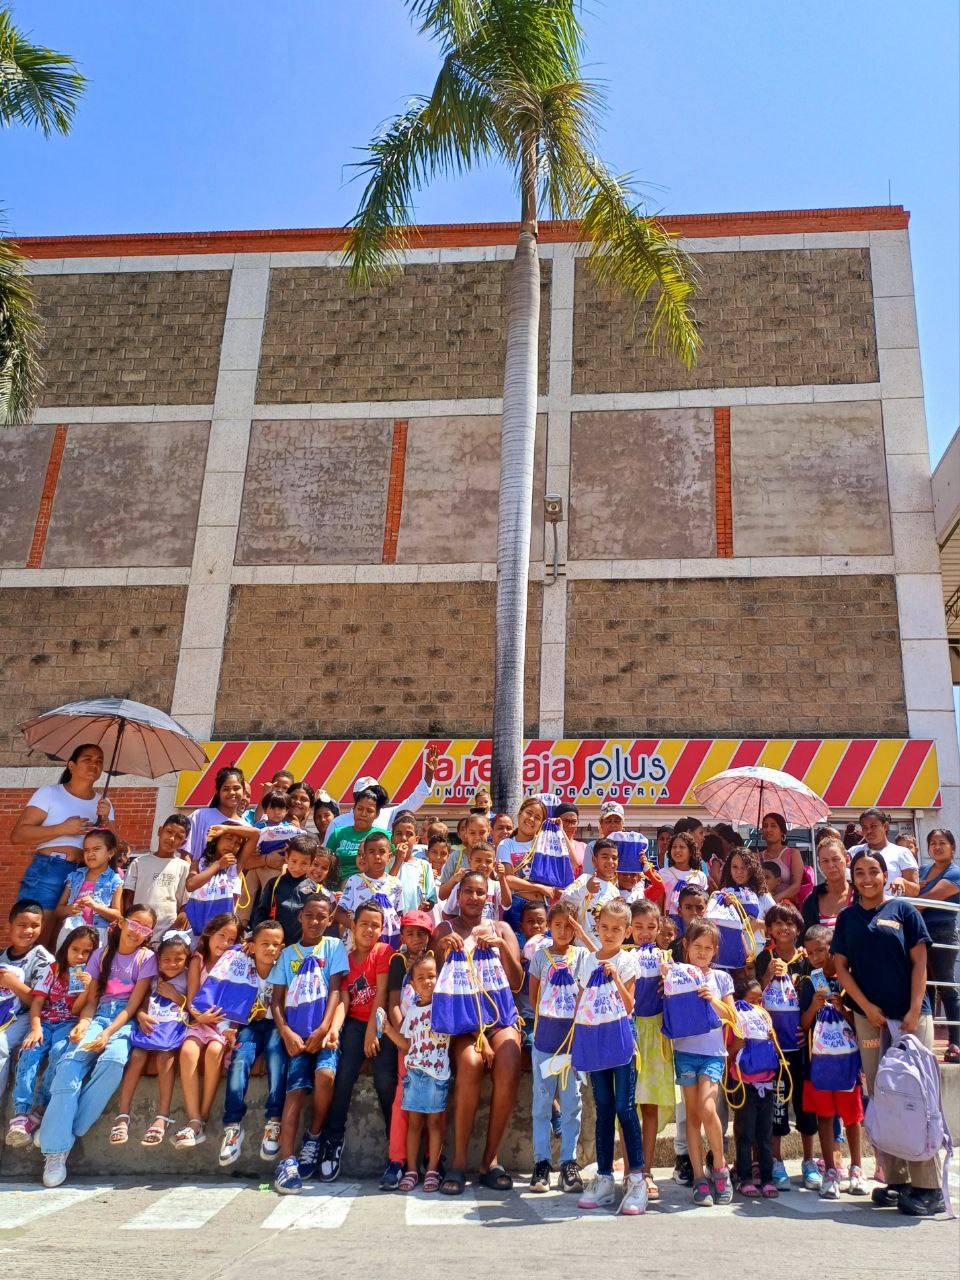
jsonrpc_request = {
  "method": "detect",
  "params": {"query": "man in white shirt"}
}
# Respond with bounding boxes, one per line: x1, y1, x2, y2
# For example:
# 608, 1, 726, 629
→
322, 747, 439, 844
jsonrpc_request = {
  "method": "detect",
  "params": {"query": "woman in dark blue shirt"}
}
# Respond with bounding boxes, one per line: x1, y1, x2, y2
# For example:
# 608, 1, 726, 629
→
895, 828, 960, 1064
832, 849, 941, 1217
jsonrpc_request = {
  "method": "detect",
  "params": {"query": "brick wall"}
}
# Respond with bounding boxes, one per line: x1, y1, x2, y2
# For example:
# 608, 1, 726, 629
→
257, 262, 551, 403
0, 587, 187, 766
565, 575, 907, 737
214, 582, 542, 738
34, 271, 230, 405
0, 787, 159, 929
572, 249, 878, 393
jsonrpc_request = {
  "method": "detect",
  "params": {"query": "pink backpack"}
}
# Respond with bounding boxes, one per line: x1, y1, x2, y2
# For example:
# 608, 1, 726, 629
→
863, 1032, 954, 1217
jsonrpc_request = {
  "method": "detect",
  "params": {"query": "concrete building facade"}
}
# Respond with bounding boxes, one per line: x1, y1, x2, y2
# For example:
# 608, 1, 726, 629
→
0, 205, 957, 910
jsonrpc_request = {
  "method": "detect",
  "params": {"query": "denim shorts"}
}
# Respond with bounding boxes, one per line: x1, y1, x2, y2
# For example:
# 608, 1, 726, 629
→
402, 1067, 449, 1114
674, 1050, 726, 1086
285, 1046, 339, 1092
19, 853, 75, 910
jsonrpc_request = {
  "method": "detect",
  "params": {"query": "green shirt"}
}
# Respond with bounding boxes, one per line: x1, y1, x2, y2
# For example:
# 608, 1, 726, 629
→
326, 823, 390, 882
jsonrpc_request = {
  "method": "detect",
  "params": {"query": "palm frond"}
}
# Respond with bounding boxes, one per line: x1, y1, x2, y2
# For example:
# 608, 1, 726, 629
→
577, 160, 701, 367
0, 229, 43, 426
344, 75, 501, 284
0, 10, 85, 136
405, 0, 485, 43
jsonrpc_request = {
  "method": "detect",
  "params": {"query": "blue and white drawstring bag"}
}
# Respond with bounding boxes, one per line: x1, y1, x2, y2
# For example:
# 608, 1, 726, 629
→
810, 1004, 861, 1092
762, 973, 802, 1052
284, 947, 331, 1039
705, 889, 759, 970
661, 962, 722, 1040
607, 830, 650, 874
570, 965, 635, 1072
130, 990, 188, 1051
191, 946, 260, 1024
632, 943, 664, 1018
533, 952, 579, 1054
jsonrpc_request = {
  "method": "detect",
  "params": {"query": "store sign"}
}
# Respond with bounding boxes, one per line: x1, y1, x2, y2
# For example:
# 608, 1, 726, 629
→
175, 737, 941, 811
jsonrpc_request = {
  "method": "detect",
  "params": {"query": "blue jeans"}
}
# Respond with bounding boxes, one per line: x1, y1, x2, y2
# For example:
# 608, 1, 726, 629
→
590, 1060, 644, 1176
532, 1047, 583, 1163
38, 1002, 133, 1155
222, 1020, 288, 1125
324, 1018, 398, 1145
11, 1020, 75, 1115
18, 853, 74, 910
0, 1011, 30, 1097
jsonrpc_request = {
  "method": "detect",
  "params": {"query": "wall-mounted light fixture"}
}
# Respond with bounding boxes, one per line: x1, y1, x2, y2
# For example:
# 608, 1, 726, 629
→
544, 493, 564, 581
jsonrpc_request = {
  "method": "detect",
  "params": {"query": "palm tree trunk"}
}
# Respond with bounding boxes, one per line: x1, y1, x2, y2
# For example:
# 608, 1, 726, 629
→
491, 191, 540, 815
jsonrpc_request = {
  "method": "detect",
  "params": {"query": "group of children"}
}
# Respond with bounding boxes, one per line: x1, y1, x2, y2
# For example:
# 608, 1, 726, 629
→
0, 788, 869, 1216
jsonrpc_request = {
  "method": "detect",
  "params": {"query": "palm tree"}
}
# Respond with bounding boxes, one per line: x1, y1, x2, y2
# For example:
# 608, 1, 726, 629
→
344, 0, 699, 814
0, 8, 85, 425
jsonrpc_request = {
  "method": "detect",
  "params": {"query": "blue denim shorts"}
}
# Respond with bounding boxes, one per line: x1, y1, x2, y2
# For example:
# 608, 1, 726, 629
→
402, 1067, 449, 1114
18, 853, 75, 910
286, 1046, 339, 1092
674, 1050, 726, 1086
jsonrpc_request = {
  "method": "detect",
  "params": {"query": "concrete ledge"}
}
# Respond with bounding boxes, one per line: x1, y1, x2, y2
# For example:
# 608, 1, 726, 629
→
1, 1067, 816, 1180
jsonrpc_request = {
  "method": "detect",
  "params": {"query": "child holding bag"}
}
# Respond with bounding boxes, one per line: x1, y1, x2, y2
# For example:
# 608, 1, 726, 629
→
630, 899, 674, 1199
113, 932, 191, 1147
798, 925, 865, 1198
664, 919, 737, 1208
573, 899, 647, 1216
527, 900, 595, 1194
758, 902, 817, 1190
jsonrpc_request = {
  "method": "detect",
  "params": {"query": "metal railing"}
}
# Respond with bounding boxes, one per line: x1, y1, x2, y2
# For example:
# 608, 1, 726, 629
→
913, 895, 959, 1030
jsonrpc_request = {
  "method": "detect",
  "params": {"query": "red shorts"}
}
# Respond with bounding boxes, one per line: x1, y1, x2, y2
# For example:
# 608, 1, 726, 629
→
802, 1079, 864, 1125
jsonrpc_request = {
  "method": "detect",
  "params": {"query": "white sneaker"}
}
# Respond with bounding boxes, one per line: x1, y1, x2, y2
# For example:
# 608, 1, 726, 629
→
819, 1169, 841, 1200
618, 1172, 649, 1216
42, 1153, 68, 1188
577, 1173, 616, 1209
219, 1124, 244, 1168
260, 1119, 281, 1160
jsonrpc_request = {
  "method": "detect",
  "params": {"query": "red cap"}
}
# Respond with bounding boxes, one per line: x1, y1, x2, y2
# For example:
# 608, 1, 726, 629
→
400, 910, 435, 933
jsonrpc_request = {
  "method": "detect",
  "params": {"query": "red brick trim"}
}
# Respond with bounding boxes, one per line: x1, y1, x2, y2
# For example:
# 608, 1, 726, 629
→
382, 419, 409, 565
12, 206, 909, 260
26, 424, 68, 568
714, 407, 733, 558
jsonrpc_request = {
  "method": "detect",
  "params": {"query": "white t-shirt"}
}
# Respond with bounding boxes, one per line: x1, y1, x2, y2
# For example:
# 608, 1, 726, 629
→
581, 949, 637, 985
848, 841, 919, 890
338, 873, 404, 918
125, 853, 191, 941
661, 867, 709, 914
25, 784, 114, 855
670, 967, 734, 1057
560, 875, 620, 946
401, 1001, 450, 1080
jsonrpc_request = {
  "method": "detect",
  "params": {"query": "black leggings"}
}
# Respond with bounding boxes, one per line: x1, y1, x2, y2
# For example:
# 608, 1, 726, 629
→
734, 1084, 775, 1183
772, 1050, 817, 1138
927, 920, 959, 1049
324, 1019, 398, 1145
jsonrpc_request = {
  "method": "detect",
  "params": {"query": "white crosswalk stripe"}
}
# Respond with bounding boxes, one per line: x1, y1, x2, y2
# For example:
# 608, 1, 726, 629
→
404, 1187, 484, 1226
260, 1182, 361, 1230
120, 1185, 244, 1230
0, 1184, 108, 1230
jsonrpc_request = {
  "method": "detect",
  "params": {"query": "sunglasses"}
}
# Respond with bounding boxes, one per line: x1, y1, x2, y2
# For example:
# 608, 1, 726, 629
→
125, 919, 153, 938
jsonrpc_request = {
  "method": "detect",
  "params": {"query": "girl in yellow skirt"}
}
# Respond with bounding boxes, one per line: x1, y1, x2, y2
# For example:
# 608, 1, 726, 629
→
630, 899, 676, 1199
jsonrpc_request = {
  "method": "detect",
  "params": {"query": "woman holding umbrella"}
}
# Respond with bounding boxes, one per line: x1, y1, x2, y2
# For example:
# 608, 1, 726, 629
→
10, 744, 113, 947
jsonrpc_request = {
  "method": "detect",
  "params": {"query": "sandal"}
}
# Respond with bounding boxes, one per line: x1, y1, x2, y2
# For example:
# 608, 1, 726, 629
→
109, 1114, 130, 1145
173, 1120, 205, 1149
398, 1170, 419, 1192
740, 1182, 760, 1197
141, 1115, 173, 1147
423, 1170, 441, 1193
945, 1045, 960, 1064
645, 1174, 660, 1200
478, 1163, 513, 1191
439, 1168, 467, 1196
761, 1183, 779, 1198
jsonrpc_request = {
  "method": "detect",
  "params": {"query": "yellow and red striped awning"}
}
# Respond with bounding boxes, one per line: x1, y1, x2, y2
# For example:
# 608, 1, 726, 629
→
175, 737, 941, 812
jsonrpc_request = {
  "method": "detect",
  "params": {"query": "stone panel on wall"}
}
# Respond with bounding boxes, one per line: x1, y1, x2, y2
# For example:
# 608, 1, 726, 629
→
395, 415, 546, 564
572, 249, 878, 394
257, 262, 551, 403
0, 586, 187, 766
570, 409, 716, 559
42, 421, 209, 567
730, 402, 892, 557
0, 423, 55, 567
214, 582, 541, 738
565, 575, 906, 737
236, 418, 392, 564
34, 271, 230, 406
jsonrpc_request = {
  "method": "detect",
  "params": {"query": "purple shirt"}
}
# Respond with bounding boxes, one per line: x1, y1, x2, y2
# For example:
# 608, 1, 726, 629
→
88, 945, 157, 1004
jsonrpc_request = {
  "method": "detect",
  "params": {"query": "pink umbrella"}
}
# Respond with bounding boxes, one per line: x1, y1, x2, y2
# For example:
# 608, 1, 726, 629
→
692, 765, 829, 829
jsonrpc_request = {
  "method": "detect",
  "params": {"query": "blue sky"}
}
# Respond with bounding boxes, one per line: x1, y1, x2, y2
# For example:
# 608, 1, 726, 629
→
4, 1, 958, 461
